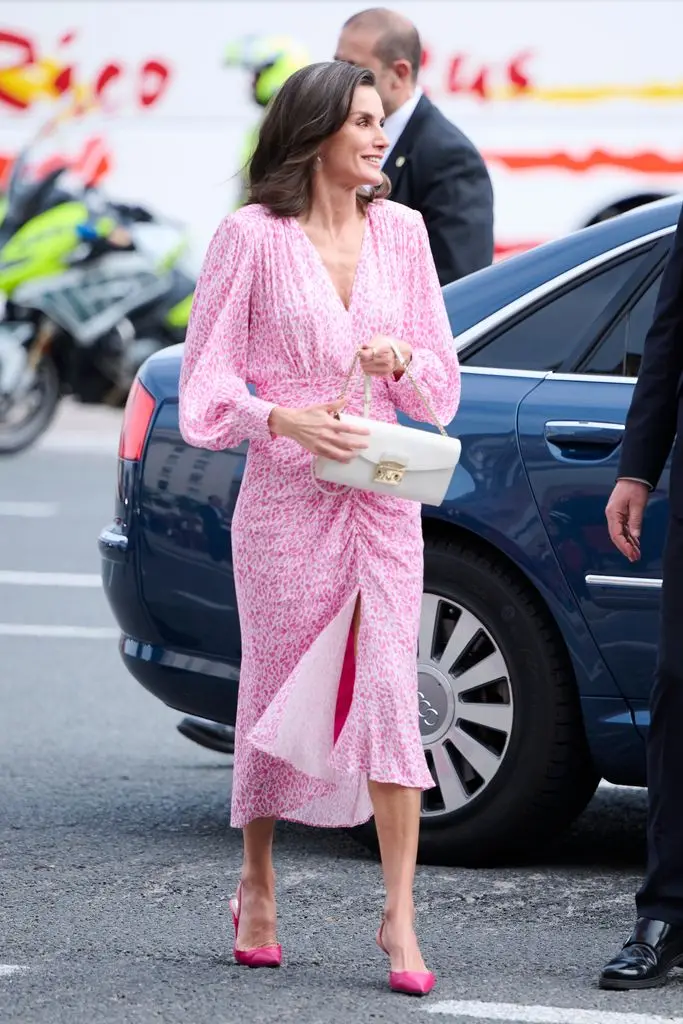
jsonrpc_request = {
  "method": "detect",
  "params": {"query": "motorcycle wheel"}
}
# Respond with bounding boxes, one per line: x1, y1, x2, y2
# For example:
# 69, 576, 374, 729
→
0, 356, 61, 455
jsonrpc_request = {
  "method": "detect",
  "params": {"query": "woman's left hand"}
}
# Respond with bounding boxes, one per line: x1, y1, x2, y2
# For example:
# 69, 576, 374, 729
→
359, 336, 412, 377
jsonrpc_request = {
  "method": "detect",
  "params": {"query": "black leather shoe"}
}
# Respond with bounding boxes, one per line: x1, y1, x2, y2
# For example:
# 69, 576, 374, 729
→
599, 917, 683, 989
176, 717, 235, 755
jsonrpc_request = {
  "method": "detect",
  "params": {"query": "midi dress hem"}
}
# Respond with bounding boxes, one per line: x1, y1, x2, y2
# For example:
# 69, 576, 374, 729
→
232, 585, 436, 830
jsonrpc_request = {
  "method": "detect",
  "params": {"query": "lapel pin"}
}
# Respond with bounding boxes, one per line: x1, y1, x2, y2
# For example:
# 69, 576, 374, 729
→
395, 155, 406, 168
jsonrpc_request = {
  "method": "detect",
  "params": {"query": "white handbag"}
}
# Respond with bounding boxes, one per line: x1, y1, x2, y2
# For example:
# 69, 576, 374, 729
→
312, 343, 461, 507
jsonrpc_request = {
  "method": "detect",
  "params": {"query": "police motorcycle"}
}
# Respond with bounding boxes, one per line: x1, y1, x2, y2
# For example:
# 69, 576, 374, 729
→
0, 120, 195, 454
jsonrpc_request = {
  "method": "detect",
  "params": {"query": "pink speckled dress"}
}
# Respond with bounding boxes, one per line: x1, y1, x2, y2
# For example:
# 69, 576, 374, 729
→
179, 199, 461, 829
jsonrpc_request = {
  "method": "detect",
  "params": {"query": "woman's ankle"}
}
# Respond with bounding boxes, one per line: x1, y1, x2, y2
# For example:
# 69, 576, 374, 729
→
240, 867, 276, 893
383, 901, 415, 926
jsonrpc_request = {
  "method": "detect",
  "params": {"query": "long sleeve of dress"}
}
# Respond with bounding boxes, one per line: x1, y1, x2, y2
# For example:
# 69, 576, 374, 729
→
179, 214, 276, 450
386, 210, 461, 427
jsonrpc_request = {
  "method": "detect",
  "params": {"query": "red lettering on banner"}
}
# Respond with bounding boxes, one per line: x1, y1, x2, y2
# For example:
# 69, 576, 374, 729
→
53, 65, 72, 94
52, 29, 76, 96
470, 67, 488, 100
139, 60, 170, 107
445, 55, 467, 95
444, 50, 535, 99
0, 25, 173, 112
0, 29, 36, 109
0, 28, 35, 66
95, 62, 123, 104
508, 52, 532, 92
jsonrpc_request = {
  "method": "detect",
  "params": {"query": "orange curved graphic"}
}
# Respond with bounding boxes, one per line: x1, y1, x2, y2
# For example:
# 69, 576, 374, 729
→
485, 149, 683, 175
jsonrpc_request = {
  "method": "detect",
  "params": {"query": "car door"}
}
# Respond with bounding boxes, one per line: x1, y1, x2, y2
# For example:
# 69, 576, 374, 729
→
516, 239, 672, 701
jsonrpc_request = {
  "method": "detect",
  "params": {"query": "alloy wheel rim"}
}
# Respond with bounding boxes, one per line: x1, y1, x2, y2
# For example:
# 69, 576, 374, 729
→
417, 592, 514, 819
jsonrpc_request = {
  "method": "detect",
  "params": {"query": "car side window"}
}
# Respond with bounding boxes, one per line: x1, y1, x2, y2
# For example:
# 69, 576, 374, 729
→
465, 254, 645, 372
581, 271, 663, 377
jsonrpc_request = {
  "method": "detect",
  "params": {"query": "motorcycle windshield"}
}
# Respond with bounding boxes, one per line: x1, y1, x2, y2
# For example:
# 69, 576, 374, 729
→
4, 116, 90, 227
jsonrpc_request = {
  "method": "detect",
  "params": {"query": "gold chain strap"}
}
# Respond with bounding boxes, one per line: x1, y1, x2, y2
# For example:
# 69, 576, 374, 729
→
336, 347, 449, 438
337, 350, 362, 405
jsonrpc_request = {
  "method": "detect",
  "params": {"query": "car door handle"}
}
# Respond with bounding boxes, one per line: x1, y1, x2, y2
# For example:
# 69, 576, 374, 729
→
544, 420, 625, 455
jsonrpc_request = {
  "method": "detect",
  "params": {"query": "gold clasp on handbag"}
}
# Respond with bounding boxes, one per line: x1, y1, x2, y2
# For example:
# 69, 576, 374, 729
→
373, 460, 406, 485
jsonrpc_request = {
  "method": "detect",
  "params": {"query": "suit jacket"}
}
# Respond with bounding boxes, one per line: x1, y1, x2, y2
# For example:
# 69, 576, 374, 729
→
383, 94, 494, 287
618, 205, 683, 513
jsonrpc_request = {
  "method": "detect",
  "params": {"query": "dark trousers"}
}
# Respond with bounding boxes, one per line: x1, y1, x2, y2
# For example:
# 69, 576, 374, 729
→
637, 514, 683, 924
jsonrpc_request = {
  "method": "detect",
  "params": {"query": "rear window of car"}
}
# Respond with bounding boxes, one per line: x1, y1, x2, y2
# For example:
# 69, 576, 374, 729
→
462, 251, 646, 372
441, 200, 679, 339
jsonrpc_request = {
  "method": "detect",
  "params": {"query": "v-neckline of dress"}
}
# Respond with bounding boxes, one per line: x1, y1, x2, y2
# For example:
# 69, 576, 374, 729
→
292, 208, 370, 315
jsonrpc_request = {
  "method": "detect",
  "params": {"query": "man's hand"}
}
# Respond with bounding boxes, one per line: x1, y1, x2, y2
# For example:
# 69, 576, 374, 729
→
605, 479, 650, 562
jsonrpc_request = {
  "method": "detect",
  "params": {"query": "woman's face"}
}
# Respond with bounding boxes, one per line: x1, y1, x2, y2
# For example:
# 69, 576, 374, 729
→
318, 84, 389, 189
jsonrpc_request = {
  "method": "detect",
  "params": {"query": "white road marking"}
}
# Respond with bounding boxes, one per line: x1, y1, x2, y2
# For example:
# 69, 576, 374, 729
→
0, 624, 118, 639
37, 400, 122, 454
0, 571, 101, 588
38, 434, 119, 453
427, 1002, 683, 1024
0, 501, 59, 518
0, 965, 28, 977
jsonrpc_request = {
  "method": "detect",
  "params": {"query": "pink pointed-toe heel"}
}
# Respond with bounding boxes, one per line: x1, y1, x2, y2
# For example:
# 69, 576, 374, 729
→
376, 920, 436, 997
229, 883, 282, 968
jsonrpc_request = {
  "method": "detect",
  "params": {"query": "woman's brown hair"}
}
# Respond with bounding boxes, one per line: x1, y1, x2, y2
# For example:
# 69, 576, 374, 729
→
247, 60, 391, 217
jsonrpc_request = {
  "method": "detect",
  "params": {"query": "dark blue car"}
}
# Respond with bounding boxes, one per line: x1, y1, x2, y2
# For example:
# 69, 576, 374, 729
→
100, 196, 680, 867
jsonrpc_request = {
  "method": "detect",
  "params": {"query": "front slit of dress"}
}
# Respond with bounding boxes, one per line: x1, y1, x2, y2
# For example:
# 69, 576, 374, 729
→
334, 627, 357, 745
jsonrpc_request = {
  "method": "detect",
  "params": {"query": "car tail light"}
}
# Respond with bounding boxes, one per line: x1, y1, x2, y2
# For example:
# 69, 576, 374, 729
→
118, 378, 156, 461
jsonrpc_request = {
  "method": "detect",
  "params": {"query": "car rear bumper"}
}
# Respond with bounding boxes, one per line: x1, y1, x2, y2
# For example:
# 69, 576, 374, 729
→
120, 637, 240, 725
99, 521, 240, 726
99, 520, 150, 641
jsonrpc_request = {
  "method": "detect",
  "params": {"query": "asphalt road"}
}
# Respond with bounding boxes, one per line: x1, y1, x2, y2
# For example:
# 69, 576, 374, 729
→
1, 403, 682, 1024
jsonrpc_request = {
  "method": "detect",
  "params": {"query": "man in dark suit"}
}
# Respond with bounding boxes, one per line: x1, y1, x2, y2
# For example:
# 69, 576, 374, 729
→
335, 7, 494, 286
601, 204, 683, 989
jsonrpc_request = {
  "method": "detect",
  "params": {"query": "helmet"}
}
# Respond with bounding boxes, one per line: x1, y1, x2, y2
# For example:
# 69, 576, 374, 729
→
224, 34, 310, 107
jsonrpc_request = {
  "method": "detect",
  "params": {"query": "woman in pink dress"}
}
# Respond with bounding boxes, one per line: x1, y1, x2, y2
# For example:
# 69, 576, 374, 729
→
179, 60, 460, 996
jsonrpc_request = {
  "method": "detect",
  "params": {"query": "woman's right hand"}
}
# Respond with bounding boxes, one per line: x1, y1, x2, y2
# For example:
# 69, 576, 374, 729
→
268, 400, 369, 462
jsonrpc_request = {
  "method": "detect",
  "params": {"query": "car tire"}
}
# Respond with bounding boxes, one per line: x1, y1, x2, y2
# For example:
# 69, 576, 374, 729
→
353, 534, 599, 868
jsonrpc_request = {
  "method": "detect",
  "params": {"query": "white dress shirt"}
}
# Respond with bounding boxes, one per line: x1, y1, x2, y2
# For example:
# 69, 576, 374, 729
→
381, 87, 423, 168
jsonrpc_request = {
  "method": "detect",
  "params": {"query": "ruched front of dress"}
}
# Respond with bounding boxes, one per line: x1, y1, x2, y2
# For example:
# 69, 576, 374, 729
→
178, 200, 461, 829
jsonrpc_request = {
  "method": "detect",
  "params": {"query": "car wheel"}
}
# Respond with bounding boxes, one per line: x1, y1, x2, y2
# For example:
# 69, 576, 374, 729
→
354, 534, 599, 867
